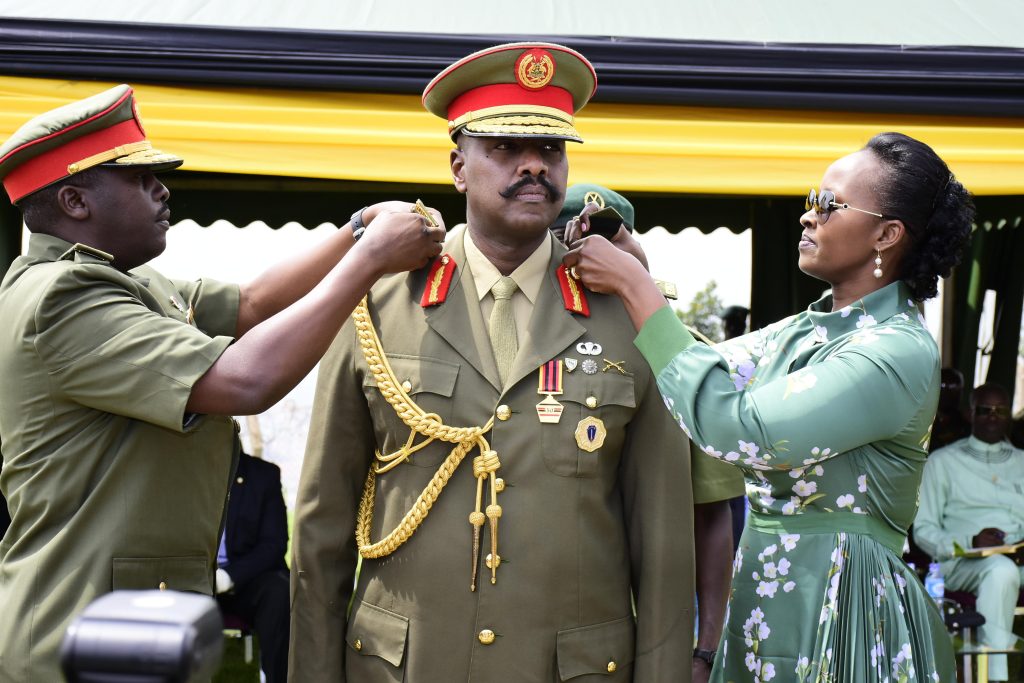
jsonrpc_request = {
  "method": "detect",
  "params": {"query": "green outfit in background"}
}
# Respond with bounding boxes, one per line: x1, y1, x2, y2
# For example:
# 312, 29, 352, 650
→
0, 234, 240, 682
915, 436, 1024, 681
635, 281, 955, 682
291, 228, 722, 682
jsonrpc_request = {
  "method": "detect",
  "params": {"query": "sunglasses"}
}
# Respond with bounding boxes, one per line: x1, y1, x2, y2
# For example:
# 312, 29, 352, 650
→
806, 189, 892, 225
974, 405, 1011, 418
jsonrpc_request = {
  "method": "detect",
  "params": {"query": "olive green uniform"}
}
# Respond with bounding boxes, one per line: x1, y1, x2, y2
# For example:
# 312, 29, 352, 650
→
0, 234, 240, 682
291, 228, 735, 682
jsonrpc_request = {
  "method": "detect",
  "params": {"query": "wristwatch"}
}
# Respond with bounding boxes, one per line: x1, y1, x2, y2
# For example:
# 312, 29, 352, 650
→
350, 207, 368, 241
693, 648, 716, 666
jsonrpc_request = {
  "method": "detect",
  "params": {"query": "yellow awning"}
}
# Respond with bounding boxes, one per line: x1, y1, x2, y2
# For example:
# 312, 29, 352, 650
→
1, 75, 1022, 195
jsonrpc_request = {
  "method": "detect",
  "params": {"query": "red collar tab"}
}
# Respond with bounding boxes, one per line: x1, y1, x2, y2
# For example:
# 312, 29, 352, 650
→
556, 265, 590, 317
421, 254, 458, 307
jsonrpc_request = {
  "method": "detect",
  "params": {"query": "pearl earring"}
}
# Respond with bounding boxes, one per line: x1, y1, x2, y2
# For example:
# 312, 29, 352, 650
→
873, 250, 883, 279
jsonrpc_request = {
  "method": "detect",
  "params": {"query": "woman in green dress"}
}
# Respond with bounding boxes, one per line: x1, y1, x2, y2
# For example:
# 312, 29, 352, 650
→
563, 132, 975, 682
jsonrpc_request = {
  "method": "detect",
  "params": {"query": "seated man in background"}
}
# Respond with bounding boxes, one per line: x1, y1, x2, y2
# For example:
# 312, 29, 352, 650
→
915, 383, 1024, 682
216, 451, 290, 683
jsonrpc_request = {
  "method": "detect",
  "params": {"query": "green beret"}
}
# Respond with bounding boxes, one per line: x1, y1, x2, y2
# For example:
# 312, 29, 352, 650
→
553, 183, 635, 233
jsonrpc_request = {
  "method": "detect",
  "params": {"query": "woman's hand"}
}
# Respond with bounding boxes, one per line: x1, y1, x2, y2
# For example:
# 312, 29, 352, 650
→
562, 202, 650, 271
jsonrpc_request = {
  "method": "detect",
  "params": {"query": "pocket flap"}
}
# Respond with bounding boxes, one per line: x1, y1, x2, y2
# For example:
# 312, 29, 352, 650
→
112, 556, 211, 594
560, 373, 636, 410
346, 600, 410, 668
556, 616, 635, 680
364, 354, 460, 398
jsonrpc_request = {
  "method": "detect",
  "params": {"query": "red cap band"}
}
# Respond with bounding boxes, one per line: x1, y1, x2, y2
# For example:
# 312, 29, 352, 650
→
3, 117, 145, 203
447, 83, 573, 124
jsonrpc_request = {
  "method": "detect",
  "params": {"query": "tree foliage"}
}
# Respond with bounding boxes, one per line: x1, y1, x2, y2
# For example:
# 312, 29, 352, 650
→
676, 280, 724, 343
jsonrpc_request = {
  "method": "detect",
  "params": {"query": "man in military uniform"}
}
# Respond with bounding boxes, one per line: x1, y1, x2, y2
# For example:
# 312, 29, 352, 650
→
554, 182, 744, 682
291, 43, 702, 682
0, 85, 444, 681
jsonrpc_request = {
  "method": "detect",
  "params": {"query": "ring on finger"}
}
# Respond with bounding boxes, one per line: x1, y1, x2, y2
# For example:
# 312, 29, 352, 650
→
569, 266, 580, 280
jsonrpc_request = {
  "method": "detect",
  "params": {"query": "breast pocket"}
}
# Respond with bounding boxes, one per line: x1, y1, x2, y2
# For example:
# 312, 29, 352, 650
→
540, 373, 636, 478
362, 354, 460, 469
345, 600, 409, 683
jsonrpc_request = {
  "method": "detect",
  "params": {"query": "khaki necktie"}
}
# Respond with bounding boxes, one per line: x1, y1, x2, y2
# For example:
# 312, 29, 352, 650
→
488, 276, 519, 385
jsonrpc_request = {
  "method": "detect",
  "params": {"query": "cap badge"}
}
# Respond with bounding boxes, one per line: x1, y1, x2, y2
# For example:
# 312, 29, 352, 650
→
515, 49, 556, 90
583, 191, 605, 208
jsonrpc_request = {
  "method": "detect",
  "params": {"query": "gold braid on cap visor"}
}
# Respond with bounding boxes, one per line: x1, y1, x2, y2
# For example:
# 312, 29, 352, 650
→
352, 298, 503, 592
66, 140, 178, 175
449, 105, 581, 140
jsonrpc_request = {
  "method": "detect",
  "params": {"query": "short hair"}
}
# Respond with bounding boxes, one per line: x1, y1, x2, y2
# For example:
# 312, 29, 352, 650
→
19, 167, 103, 231
970, 382, 1009, 407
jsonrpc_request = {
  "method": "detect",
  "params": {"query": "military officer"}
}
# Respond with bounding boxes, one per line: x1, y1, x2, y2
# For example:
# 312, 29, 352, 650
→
291, 43, 696, 682
0, 85, 444, 681
554, 183, 745, 682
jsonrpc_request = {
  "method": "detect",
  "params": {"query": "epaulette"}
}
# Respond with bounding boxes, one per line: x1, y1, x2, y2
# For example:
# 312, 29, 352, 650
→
420, 254, 457, 307
59, 243, 114, 265
556, 265, 590, 317
654, 278, 678, 300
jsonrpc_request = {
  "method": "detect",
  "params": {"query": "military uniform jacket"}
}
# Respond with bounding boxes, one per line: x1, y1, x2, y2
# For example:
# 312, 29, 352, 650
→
0, 234, 240, 682
291, 229, 695, 682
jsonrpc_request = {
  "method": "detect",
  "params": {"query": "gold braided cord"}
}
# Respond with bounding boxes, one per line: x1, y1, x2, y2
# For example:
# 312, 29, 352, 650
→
463, 121, 581, 138
352, 297, 496, 560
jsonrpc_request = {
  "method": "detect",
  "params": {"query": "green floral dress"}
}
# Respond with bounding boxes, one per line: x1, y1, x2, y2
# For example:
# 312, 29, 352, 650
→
635, 282, 955, 683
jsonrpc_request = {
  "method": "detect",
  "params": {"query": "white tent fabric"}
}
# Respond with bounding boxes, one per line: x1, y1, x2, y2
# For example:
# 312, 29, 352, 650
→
2, 0, 1024, 48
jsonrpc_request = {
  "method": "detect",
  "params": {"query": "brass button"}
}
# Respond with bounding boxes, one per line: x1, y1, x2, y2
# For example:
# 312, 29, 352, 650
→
478, 629, 496, 645
354, 639, 362, 651
585, 396, 598, 409
236, 476, 244, 484
158, 581, 167, 591
607, 660, 617, 673
401, 380, 412, 392
494, 477, 506, 492
496, 405, 511, 421
485, 553, 501, 569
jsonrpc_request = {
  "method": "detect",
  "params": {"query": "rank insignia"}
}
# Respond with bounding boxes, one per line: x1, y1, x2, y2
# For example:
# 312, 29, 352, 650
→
420, 254, 457, 307
556, 265, 590, 317
564, 358, 578, 373
575, 416, 607, 452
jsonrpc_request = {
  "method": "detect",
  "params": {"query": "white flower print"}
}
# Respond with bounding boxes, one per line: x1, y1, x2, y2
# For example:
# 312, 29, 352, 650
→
813, 324, 829, 342
809, 446, 833, 462
795, 656, 810, 677
789, 468, 806, 479
725, 450, 741, 461
894, 572, 907, 593
676, 414, 692, 439
780, 534, 800, 551
739, 440, 760, 456
702, 444, 723, 458
856, 313, 877, 328
782, 498, 800, 515
756, 580, 779, 598
761, 661, 776, 681
745, 652, 759, 672
840, 306, 852, 318
763, 561, 777, 579
793, 480, 817, 497
732, 358, 756, 391
757, 544, 777, 561
858, 474, 868, 493
836, 494, 855, 509
785, 370, 818, 397
812, 464, 824, 476
783, 581, 796, 592
777, 557, 791, 576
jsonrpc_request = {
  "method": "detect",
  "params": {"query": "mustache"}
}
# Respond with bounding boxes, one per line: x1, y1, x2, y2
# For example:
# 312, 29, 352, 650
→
498, 175, 562, 202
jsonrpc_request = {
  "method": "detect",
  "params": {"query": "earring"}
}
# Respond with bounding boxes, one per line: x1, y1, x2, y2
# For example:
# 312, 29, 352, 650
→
873, 250, 883, 279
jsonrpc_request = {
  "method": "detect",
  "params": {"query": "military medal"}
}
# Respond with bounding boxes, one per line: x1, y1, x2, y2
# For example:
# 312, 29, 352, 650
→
575, 416, 607, 452
581, 359, 598, 375
564, 358, 578, 373
536, 359, 564, 423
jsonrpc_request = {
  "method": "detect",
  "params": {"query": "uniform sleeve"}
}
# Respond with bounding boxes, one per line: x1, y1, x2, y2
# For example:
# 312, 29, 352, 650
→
621, 367, 695, 679
913, 451, 971, 561
691, 442, 745, 504
289, 322, 372, 683
33, 268, 232, 432
635, 306, 935, 471
171, 276, 240, 338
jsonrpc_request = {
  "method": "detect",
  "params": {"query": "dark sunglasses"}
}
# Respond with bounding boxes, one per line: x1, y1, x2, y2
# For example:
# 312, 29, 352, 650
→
974, 405, 1011, 418
806, 188, 893, 225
